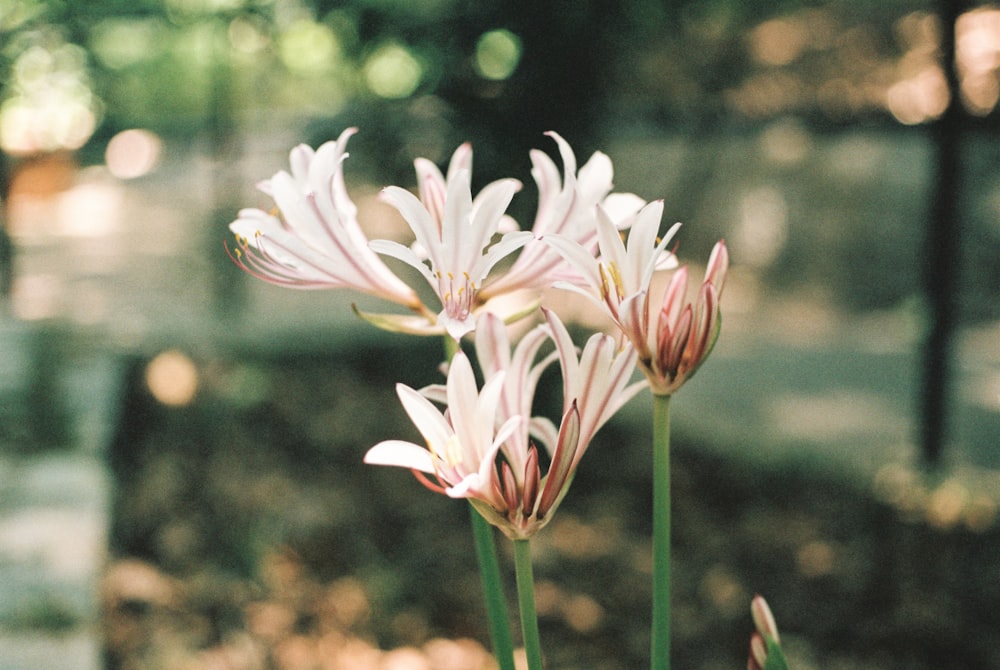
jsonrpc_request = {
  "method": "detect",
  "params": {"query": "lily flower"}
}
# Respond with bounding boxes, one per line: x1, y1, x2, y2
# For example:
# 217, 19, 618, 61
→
363, 350, 581, 540
470, 309, 643, 537
369, 143, 534, 340
366, 310, 642, 539
545, 200, 728, 395
226, 128, 427, 315
472, 313, 560, 481
648, 239, 728, 395
542, 308, 646, 468
465, 309, 642, 484
364, 351, 521, 509
479, 131, 647, 300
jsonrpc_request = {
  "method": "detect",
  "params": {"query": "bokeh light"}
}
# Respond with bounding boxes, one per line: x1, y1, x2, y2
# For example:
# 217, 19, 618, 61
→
279, 19, 340, 75
474, 29, 522, 81
90, 18, 167, 70
0, 40, 100, 154
364, 42, 423, 98
105, 129, 163, 179
228, 15, 271, 55
145, 349, 200, 407
886, 65, 950, 125
957, 7, 1000, 115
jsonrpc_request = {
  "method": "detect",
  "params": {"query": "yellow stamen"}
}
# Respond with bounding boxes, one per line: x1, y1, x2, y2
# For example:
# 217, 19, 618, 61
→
598, 262, 625, 301
431, 434, 464, 468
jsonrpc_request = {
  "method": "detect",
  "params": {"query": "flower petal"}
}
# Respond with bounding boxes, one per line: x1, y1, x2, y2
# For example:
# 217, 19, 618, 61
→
364, 440, 436, 473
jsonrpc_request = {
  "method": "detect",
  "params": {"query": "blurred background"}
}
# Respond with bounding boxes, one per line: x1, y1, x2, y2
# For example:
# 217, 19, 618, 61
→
0, 0, 998, 668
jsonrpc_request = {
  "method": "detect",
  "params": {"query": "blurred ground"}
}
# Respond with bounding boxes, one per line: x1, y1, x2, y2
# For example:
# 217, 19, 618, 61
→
100, 342, 1000, 670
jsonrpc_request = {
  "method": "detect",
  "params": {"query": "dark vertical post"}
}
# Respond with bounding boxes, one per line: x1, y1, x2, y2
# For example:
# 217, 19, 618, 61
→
206, 16, 245, 318
0, 151, 14, 301
922, 0, 965, 466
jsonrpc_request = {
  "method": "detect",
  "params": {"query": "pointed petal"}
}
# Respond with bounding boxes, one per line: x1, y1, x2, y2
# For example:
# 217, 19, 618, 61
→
415, 157, 446, 210
618, 290, 650, 355
545, 131, 578, 181
474, 312, 513, 377
595, 205, 630, 279
288, 144, 315, 184
601, 192, 646, 227
468, 178, 522, 256
659, 266, 689, 332
446, 142, 473, 182
381, 185, 444, 267
543, 234, 603, 292
368, 239, 436, 284
642, 220, 683, 288
537, 403, 580, 517
396, 383, 453, 454
471, 230, 534, 281
704, 239, 729, 293
576, 150, 613, 203
442, 169, 476, 269
364, 440, 436, 473
522, 447, 541, 515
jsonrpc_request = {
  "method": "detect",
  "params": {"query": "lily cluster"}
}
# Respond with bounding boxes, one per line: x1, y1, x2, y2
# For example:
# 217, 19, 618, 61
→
227, 128, 746, 670
228, 127, 726, 536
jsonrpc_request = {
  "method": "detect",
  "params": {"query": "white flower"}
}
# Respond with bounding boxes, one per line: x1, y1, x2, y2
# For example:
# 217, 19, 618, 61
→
227, 128, 424, 312
480, 131, 647, 300
370, 143, 532, 340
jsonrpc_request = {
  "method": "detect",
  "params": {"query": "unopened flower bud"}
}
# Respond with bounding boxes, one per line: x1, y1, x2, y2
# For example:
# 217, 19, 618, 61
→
751, 594, 780, 643
748, 632, 767, 670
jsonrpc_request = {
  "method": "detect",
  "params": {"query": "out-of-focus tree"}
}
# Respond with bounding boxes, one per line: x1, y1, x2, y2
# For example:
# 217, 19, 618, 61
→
3, 0, 975, 178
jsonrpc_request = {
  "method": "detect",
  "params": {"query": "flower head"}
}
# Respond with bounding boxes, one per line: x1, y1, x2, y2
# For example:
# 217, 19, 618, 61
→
364, 349, 580, 540
649, 239, 728, 395
748, 595, 787, 670
365, 311, 642, 540
542, 308, 645, 469
226, 128, 425, 313
480, 132, 646, 300
369, 143, 533, 340
545, 200, 728, 395
364, 351, 522, 509
472, 312, 560, 480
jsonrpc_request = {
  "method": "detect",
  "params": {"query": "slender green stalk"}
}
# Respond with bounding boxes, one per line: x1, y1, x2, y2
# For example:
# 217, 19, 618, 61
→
470, 508, 516, 670
513, 539, 543, 670
651, 393, 672, 670
442, 336, 515, 670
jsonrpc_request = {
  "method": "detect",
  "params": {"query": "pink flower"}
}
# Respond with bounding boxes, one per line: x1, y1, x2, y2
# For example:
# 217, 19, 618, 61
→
227, 128, 426, 314
545, 200, 728, 395
480, 132, 646, 300
472, 312, 559, 481
648, 240, 728, 395
363, 349, 579, 540
365, 310, 643, 539
369, 143, 533, 340
542, 308, 645, 469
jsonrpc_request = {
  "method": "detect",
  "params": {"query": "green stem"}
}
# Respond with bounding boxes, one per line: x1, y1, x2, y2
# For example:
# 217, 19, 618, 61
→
513, 539, 543, 670
443, 335, 515, 670
470, 508, 516, 670
443, 336, 461, 360
651, 393, 672, 670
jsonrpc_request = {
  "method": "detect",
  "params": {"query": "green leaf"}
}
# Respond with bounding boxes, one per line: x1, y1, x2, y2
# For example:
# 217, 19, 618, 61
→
351, 305, 443, 336
763, 636, 790, 670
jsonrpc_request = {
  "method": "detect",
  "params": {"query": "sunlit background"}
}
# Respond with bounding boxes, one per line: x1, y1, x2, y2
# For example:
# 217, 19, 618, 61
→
0, 1, 998, 669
